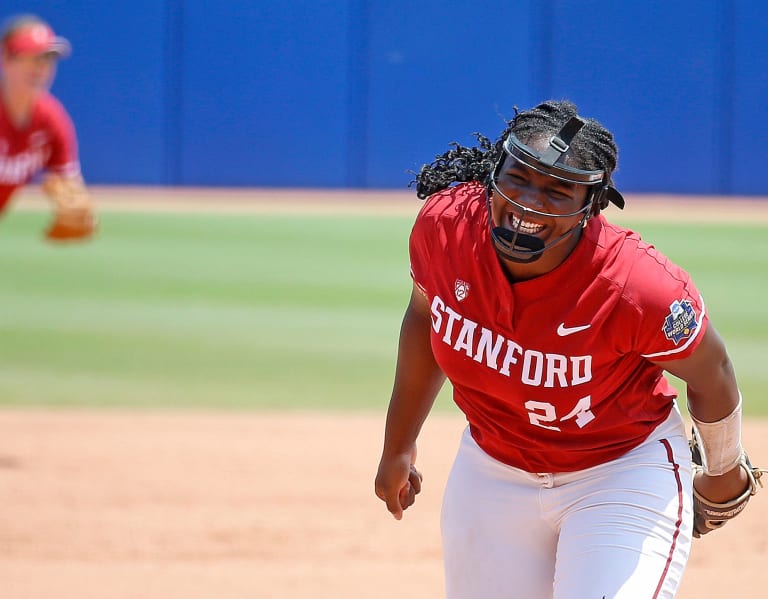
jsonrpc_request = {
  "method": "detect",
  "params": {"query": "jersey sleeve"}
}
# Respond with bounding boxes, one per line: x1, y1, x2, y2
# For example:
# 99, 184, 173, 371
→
408, 199, 434, 295
41, 95, 81, 177
626, 246, 708, 361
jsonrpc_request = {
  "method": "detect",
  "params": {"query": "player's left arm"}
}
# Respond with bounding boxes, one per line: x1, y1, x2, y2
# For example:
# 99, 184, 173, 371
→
42, 99, 97, 241
652, 324, 764, 536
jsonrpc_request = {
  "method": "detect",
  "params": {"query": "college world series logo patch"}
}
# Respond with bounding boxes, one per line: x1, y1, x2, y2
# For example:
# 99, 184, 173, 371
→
663, 299, 698, 345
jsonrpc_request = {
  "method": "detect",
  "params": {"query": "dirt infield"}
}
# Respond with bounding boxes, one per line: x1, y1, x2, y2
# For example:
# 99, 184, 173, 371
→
0, 410, 766, 599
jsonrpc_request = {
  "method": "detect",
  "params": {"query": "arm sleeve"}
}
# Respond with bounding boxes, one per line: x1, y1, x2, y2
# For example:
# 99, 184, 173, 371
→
43, 96, 81, 177
408, 197, 438, 298
628, 249, 709, 361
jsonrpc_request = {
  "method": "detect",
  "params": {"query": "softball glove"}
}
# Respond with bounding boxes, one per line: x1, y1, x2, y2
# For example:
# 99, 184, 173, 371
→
42, 173, 97, 242
690, 431, 765, 538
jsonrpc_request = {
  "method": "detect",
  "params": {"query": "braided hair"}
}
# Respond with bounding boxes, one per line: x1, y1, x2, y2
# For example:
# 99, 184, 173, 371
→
413, 100, 619, 203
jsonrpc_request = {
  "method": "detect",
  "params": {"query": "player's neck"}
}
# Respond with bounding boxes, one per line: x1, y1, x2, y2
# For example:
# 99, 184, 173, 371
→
1, 86, 37, 129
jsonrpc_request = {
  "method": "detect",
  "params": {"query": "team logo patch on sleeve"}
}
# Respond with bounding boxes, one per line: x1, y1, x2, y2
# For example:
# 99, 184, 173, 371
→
454, 279, 470, 302
663, 299, 698, 345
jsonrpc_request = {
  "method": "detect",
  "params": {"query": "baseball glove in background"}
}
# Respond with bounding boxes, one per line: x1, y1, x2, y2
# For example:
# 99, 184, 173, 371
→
42, 174, 97, 242
690, 431, 766, 537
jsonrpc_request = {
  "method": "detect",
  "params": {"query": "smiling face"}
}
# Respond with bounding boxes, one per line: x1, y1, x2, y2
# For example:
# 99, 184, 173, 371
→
490, 136, 592, 279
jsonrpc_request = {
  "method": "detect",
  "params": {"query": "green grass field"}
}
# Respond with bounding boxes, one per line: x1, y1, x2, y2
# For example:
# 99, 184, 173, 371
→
1, 206, 766, 415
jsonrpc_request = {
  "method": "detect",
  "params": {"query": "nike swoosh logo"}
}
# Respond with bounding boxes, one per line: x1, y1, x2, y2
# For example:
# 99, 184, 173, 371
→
557, 323, 592, 336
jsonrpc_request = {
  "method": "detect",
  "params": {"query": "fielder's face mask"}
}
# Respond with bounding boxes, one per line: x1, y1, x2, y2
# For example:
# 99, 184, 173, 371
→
487, 116, 625, 263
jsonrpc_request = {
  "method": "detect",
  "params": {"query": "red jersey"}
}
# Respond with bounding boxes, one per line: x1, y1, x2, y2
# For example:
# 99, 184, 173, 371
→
409, 182, 707, 472
0, 92, 80, 211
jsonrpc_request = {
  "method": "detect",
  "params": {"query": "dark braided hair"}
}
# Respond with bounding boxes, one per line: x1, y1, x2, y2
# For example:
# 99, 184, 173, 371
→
413, 100, 619, 202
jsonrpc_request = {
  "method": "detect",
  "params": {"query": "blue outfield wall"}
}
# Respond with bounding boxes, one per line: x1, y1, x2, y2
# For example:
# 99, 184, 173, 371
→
13, 0, 768, 194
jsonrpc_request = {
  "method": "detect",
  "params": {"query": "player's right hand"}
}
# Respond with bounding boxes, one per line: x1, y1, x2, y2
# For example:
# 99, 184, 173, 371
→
374, 445, 422, 520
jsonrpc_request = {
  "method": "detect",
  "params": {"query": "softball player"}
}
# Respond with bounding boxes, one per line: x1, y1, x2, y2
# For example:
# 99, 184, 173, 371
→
375, 100, 761, 598
0, 13, 95, 240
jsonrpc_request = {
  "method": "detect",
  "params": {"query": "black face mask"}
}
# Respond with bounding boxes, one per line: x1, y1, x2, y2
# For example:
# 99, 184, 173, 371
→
486, 116, 625, 263
485, 180, 592, 263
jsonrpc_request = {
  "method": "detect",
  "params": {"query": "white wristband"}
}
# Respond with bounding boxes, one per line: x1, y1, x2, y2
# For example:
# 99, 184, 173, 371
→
689, 393, 743, 476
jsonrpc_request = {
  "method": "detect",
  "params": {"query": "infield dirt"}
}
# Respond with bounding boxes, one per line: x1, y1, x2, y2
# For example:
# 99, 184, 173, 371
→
0, 410, 766, 599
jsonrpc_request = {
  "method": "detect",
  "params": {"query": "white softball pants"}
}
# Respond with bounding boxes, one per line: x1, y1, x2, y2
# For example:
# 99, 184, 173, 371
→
441, 409, 693, 599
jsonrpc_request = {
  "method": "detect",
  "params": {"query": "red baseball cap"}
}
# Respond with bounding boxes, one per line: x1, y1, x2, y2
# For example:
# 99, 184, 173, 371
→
3, 20, 71, 57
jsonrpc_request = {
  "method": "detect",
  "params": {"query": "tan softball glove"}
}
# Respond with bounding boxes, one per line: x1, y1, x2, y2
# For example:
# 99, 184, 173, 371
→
42, 173, 98, 242
690, 430, 765, 537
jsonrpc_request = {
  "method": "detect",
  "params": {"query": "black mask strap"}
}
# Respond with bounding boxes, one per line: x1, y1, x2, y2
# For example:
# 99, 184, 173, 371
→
538, 117, 585, 166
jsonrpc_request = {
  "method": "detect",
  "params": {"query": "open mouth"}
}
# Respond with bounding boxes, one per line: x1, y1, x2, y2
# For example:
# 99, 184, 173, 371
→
508, 213, 545, 234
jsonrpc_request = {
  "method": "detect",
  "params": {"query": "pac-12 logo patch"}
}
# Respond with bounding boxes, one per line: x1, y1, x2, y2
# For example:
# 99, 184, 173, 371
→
663, 299, 698, 345
454, 279, 470, 302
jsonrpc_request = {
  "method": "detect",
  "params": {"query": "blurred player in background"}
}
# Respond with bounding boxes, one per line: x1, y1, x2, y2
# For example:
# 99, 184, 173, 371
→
0, 13, 96, 241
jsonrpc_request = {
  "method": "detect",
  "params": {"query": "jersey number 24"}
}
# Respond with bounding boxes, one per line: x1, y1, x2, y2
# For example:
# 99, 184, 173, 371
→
524, 396, 595, 432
